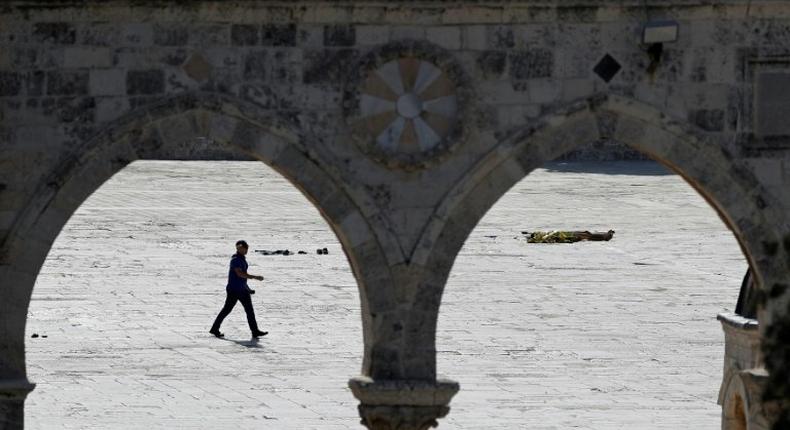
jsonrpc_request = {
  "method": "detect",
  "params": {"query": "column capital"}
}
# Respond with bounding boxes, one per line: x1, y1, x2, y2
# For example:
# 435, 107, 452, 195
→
0, 379, 35, 400
349, 376, 459, 430
0, 379, 35, 430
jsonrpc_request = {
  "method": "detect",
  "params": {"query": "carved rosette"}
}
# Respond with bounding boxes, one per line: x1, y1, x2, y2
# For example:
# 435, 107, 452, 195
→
345, 41, 470, 170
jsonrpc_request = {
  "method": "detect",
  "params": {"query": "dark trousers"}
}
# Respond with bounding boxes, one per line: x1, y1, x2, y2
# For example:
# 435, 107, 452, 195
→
211, 289, 260, 334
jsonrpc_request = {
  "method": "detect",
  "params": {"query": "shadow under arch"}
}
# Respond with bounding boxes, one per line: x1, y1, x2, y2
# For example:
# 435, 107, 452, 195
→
417, 94, 790, 416
0, 92, 392, 388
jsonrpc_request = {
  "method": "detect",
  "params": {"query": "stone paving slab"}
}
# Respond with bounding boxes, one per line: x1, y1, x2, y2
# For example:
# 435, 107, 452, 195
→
25, 161, 745, 429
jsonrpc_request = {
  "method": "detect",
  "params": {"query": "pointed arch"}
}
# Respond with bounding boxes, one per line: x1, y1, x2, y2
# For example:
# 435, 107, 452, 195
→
0, 92, 397, 382
413, 94, 790, 408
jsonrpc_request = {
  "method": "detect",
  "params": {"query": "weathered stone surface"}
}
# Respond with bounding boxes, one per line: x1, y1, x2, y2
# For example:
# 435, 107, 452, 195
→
32, 22, 75, 44
0, 72, 22, 97
476, 51, 506, 78
25, 71, 45, 96
356, 25, 390, 46
46, 70, 88, 96
425, 26, 461, 50
509, 49, 554, 79
690, 108, 726, 132
488, 25, 514, 49
756, 72, 790, 137
242, 50, 268, 80
324, 24, 356, 47
153, 24, 188, 46
89, 69, 126, 96
63, 47, 112, 68
120, 23, 153, 46
1, 2, 790, 429
230, 24, 258, 46
262, 24, 297, 46
126, 69, 164, 95
188, 24, 228, 46
94, 97, 130, 123
303, 48, 357, 86
78, 22, 120, 46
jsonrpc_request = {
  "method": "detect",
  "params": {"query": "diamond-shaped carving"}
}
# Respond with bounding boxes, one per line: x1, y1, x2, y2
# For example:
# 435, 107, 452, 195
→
593, 54, 621, 83
182, 53, 213, 83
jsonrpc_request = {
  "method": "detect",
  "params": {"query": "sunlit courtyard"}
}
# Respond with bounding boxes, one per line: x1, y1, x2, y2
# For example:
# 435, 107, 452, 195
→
26, 160, 745, 429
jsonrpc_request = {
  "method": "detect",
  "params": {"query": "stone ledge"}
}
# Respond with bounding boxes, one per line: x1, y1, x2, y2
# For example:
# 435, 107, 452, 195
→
349, 376, 459, 407
717, 312, 759, 330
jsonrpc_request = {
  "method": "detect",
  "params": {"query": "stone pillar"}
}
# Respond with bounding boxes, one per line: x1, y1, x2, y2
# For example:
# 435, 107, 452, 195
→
0, 379, 35, 430
349, 376, 459, 430
717, 312, 778, 430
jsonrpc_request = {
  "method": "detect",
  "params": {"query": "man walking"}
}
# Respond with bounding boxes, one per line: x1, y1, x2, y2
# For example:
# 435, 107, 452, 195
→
210, 240, 268, 338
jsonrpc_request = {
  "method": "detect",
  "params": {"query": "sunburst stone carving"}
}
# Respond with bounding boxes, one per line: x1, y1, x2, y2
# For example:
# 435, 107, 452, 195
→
355, 57, 458, 158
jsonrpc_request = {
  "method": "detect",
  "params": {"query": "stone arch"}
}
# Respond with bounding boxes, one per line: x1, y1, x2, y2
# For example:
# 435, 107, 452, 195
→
0, 92, 395, 396
414, 94, 790, 412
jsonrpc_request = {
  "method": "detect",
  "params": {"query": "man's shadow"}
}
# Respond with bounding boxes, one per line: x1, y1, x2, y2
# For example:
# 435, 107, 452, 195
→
220, 337, 263, 348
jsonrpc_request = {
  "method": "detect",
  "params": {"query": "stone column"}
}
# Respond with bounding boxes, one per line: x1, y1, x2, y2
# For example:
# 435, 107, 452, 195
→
0, 379, 35, 430
349, 376, 459, 430
717, 312, 780, 430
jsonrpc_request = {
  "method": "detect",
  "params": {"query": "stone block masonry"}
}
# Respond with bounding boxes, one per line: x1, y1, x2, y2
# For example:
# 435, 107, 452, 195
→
1, 2, 790, 429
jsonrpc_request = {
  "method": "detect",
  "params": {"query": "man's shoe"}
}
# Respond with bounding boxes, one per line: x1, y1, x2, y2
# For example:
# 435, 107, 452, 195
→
252, 330, 268, 338
210, 330, 224, 338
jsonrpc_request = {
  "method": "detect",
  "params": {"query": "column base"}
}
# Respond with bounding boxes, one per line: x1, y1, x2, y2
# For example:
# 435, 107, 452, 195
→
0, 379, 35, 430
349, 376, 459, 430
357, 405, 449, 430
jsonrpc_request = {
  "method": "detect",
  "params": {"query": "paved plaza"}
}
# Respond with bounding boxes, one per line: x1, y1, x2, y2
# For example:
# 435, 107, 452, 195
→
25, 160, 746, 429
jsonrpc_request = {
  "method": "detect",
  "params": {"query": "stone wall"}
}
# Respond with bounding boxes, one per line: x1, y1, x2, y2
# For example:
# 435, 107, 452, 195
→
1, 1, 790, 428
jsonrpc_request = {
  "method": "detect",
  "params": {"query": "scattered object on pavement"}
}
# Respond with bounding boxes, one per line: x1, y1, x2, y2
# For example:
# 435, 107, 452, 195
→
31, 333, 39, 338
255, 248, 330, 255
523, 230, 615, 243
255, 249, 295, 255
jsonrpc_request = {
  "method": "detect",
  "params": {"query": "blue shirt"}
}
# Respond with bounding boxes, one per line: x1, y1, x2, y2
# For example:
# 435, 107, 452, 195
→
226, 254, 248, 292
